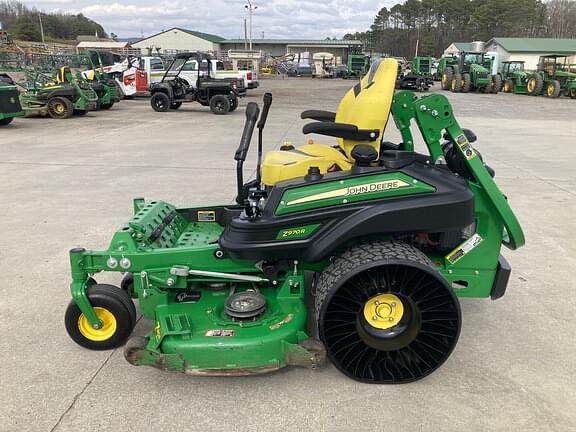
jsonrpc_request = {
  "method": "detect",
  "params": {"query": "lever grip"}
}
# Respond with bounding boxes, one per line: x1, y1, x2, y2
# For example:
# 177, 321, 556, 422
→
257, 93, 273, 129
235, 102, 260, 162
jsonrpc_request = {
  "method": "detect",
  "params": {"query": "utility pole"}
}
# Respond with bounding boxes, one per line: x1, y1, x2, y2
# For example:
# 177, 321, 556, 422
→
38, 13, 45, 44
244, 1, 257, 51
244, 18, 248, 50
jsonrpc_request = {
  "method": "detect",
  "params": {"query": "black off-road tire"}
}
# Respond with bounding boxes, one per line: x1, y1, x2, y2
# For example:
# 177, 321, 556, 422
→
492, 74, 503, 93
546, 80, 561, 98
0, 117, 14, 126
229, 96, 239, 112
527, 73, 543, 96
170, 102, 182, 110
209, 95, 230, 114
315, 241, 461, 384
461, 73, 471, 93
441, 69, 453, 90
451, 73, 462, 93
150, 92, 170, 112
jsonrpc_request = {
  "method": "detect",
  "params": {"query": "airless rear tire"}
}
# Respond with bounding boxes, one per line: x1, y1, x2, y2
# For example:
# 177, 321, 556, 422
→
316, 241, 461, 384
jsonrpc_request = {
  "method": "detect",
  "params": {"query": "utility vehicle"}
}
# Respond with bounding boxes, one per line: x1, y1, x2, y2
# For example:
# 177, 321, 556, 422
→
149, 52, 244, 115
65, 59, 524, 384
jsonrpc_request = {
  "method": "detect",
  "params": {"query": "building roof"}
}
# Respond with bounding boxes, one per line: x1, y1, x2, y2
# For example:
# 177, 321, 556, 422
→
222, 39, 363, 46
488, 37, 576, 54
76, 41, 130, 48
135, 27, 225, 45
452, 42, 472, 51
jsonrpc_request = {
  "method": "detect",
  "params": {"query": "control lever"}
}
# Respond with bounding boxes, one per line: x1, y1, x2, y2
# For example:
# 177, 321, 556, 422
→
235, 102, 260, 203
256, 93, 273, 184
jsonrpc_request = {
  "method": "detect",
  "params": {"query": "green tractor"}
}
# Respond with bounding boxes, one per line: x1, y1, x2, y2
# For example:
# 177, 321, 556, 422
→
343, 52, 369, 79
64, 58, 524, 384
500, 61, 528, 94
0, 73, 24, 126
447, 52, 497, 94
438, 55, 458, 87
396, 56, 434, 91
526, 55, 576, 99
20, 67, 98, 119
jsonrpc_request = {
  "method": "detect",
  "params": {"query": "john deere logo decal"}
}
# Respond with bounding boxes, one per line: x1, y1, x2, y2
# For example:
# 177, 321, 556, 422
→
287, 179, 410, 206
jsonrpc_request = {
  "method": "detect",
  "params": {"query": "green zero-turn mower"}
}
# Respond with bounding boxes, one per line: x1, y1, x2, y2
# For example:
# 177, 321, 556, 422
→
0, 73, 24, 126
65, 58, 525, 384
20, 67, 98, 119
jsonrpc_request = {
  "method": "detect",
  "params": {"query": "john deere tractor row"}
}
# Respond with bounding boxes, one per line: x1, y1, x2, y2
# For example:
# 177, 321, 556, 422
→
439, 52, 575, 99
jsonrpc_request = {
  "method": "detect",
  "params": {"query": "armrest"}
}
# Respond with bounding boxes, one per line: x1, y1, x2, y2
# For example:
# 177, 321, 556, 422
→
300, 110, 336, 122
302, 121, 380, 142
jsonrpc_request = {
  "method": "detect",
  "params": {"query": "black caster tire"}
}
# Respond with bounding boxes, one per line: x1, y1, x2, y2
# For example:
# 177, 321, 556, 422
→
65, 284, 136, 350
316, 241, 461, 384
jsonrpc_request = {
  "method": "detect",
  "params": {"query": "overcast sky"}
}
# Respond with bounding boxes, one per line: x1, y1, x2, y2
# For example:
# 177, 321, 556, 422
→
21, 0, 397, 39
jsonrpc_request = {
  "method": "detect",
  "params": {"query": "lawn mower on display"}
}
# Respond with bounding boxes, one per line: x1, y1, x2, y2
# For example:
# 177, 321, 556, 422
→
0, 73, 24, 126
150, 52, 244, 115
65, 58, 525, 384
19, 67, 98, 119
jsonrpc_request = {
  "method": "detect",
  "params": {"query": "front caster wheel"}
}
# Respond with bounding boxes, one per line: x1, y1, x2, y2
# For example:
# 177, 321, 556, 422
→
316, 241, 461, 384
65, 284, 136, 350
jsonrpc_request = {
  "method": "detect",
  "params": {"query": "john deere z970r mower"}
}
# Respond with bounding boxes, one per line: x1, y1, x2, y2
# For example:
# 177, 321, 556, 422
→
65, 59, 525, 383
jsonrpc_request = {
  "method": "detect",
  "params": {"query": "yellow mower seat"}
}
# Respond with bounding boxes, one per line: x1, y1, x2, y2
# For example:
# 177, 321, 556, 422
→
261, 58, 398, 186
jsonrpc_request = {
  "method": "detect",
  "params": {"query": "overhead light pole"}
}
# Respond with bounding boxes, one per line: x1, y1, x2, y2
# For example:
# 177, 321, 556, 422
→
244, 1, 257, 51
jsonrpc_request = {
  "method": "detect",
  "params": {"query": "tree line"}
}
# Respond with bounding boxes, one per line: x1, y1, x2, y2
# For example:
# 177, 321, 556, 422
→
0, 0, 107, 42
343, 0, 576, 58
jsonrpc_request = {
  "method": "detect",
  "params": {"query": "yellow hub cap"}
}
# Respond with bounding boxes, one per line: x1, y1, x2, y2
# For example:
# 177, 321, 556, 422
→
363, 294, 404, 330
78, 307, 117, 341
527, 79, 535, 92
54, 103, 65, 114
547, 84, 554, 96
442, 74, 448, 86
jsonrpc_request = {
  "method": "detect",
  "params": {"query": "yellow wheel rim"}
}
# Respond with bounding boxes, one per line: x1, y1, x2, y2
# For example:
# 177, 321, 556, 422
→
54, 103, 65, 114
451, 79, 456, 91
504, 82, 510, 92
527, 79, 535, 92
442, 74, 448, 86
547, 84, 554, 96
78, 307, 117, 341
363, 293, 404, 330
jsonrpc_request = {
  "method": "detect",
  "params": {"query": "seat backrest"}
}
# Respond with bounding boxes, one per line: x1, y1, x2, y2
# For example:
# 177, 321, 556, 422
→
334, 58, 398, 159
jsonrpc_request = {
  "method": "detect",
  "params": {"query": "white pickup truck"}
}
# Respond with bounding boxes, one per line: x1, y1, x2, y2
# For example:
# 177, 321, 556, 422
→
141, 57, 259, 90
